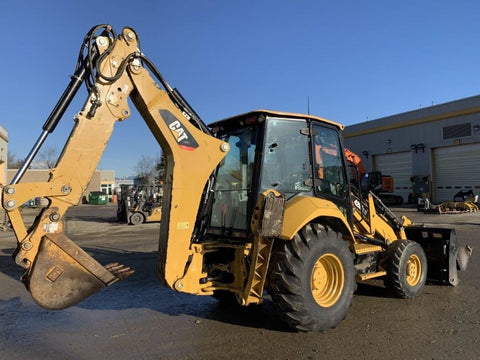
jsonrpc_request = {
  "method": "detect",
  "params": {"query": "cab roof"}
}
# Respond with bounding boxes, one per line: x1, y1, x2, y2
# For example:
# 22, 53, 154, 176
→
209, 109, 344, 130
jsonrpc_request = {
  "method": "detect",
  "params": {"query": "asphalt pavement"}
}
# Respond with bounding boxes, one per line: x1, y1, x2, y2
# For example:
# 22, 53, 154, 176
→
0, 204, 479, 360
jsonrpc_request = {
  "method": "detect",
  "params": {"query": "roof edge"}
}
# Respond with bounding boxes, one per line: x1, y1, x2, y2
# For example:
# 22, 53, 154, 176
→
211, 109, 344, 130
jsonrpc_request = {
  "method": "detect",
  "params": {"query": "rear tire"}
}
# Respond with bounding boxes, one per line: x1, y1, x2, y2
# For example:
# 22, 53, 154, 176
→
268, 224, 355, 332
381, 240, 427, 298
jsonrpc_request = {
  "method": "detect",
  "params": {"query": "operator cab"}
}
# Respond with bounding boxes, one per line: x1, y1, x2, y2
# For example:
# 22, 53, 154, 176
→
207, 110, 351, 238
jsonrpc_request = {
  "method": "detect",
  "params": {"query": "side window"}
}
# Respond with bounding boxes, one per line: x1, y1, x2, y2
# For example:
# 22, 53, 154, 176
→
312, 124, 346, 198
261, 119, 311, 198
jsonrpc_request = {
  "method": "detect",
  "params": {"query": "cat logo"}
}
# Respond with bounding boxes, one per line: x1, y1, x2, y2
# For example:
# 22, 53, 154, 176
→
160, 109, 199, 151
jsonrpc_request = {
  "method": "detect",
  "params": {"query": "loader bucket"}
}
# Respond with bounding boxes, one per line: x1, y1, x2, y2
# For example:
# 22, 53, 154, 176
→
24, 233, 132, 310
404, 225, 463, 286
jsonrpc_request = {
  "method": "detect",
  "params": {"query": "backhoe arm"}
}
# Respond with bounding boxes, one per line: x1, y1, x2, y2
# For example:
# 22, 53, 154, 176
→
3, 26, 229, 309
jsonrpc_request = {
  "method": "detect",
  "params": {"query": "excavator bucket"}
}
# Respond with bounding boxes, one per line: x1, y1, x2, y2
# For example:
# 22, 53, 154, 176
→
404, 225, 469, 286
23, 233, 133, 310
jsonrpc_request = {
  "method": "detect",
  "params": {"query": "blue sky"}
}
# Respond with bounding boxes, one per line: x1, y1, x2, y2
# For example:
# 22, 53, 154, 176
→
2, 1, 480, 178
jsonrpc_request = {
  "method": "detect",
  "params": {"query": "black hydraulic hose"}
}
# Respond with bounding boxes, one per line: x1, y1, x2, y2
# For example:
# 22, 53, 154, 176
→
80, 24, 117, 93
13, 25, 115, 185
12, 45, 99, 185
42, 50, 96, 133
171, 87, 210, 134
138, 54, 211, 135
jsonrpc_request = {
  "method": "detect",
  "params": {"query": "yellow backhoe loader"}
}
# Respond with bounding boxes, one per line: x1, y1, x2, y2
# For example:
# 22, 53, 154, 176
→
2, 25, 471, 332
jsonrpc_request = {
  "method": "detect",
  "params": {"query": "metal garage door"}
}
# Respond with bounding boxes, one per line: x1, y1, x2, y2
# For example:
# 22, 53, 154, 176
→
433, 143, 480, 202
373, 151, 413, 202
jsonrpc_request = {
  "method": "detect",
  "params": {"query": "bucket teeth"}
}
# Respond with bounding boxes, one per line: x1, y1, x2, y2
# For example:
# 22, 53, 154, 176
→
105, 262, 135, 279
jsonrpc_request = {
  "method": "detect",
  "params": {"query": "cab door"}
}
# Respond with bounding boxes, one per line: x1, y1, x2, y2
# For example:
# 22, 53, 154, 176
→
310, 121, 352, 222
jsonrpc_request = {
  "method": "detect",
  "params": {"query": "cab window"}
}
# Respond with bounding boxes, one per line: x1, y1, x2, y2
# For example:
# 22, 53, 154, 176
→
260, 118, 311, 198
312, 124, 346, 198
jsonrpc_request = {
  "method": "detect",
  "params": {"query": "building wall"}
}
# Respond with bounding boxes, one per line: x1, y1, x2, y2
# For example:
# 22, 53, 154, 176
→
99, 170, 115, 200
343, 95, 480, 202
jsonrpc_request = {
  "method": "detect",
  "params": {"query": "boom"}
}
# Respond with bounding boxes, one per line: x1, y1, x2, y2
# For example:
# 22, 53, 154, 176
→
3, 25, 229, 309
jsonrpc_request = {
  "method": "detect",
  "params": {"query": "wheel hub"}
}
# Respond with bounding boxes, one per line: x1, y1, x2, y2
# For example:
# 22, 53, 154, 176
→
406, 254, 421, 286
311, 253, 344, 307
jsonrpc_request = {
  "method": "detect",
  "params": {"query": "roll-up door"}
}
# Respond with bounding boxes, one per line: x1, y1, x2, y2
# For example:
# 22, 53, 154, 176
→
433, 143, 480, 202
373, 151, 413, 202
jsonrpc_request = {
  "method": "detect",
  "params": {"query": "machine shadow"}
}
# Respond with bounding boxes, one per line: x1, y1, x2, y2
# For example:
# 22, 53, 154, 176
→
0, 249, 24, 280
2, 244, 430, 331
65, 214, 121, 224
355, 281, 391, 298
44, 246, 291, 332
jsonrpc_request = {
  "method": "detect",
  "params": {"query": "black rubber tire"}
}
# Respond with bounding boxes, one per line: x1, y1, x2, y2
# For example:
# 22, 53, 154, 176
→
380, 240, 427, 298
268, 224, 356, 332
129, 212, 145, 225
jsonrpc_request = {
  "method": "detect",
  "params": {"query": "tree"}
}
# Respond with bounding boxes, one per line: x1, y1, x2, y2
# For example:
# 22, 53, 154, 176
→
156, 153, 166, 182
36, 146, 59, 169
8, 147, 59, 170
134, 154, 159, 184
7, 151, 24, 169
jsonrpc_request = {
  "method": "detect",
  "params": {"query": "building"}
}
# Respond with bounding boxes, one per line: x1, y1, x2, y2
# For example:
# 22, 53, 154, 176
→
115, 178, 134, 191
7, 169, 116, 204
99, 170, 115, 200
343, 95, 480, 203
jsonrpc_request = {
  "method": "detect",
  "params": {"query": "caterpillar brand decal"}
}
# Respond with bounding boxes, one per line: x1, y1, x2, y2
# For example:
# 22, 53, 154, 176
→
160, 109, 199, 151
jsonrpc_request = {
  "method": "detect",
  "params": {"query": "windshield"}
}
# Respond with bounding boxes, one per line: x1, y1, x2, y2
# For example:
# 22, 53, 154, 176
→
210, 127, 257, 230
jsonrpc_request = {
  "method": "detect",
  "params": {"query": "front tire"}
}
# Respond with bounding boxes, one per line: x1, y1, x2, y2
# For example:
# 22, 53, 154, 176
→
381, 240, 427, 298
129, 212, 145, 225
268, 224, 355, 332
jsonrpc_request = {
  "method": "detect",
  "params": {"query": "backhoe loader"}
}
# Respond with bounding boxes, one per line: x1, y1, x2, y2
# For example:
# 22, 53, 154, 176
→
2, 25, 471, 332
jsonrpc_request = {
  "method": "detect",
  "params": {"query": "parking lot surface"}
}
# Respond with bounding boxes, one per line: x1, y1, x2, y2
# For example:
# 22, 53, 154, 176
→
0, 204, 479, 359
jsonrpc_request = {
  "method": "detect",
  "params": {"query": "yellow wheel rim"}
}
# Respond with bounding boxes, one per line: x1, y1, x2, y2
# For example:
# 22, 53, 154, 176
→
406, 254, 422, 286
311, 253, 344, 307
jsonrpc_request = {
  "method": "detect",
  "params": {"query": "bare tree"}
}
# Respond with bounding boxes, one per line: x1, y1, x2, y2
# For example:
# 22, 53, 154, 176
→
7, 151, 24, 169
156, 153, 166, 182
135, 155, 158, 184
37, 146, 59, 169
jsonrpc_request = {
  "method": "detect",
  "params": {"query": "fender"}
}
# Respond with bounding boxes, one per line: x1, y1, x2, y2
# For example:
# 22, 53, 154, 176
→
280, 195, 355, 242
